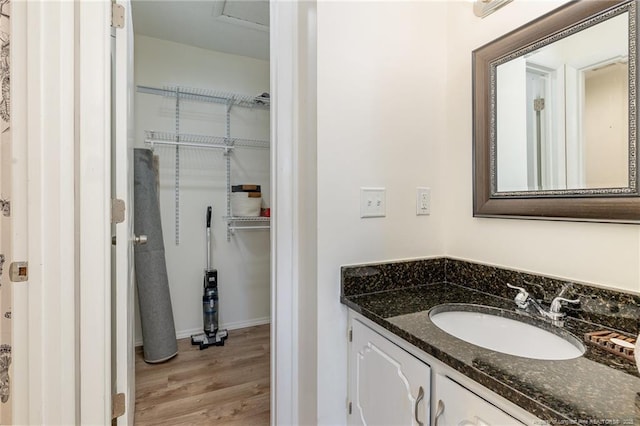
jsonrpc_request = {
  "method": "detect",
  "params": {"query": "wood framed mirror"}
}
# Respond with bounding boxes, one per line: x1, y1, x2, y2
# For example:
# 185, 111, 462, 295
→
473, 0, 639, 223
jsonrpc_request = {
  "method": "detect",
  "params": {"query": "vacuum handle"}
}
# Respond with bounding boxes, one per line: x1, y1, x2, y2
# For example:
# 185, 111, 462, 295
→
205, 206, 212, 271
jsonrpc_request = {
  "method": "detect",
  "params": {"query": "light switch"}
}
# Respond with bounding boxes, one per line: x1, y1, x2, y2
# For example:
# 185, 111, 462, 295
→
360, 187, 386, 218
416, 187, 431, 215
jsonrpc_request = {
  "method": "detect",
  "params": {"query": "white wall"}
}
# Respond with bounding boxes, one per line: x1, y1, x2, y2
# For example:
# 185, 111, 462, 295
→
444, 0, 640, 292
133, 35, 271, 342
314, 1, 640, 423
316, 2, 448, 423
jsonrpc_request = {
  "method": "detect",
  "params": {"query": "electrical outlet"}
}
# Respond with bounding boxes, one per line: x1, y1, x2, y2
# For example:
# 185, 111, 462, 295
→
360, 187, 386, 218
416, 187, 431, 215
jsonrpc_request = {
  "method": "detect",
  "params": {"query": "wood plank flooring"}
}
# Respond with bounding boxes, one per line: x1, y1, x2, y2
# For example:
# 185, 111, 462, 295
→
134, 324, 270, 426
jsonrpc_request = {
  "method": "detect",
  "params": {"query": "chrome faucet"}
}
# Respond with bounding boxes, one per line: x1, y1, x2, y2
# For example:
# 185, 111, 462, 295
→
506, 283, 531, 309
507, 283, 579, 321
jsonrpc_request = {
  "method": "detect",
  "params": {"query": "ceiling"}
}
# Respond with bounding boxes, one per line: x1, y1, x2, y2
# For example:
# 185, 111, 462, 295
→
131, 0, 270, 61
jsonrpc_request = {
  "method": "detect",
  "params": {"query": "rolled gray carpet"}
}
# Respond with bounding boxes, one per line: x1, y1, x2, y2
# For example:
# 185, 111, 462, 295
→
133, 148, 178, 363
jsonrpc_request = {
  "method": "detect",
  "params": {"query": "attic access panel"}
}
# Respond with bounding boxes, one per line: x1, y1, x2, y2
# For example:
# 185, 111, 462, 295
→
212, 0, 269, 32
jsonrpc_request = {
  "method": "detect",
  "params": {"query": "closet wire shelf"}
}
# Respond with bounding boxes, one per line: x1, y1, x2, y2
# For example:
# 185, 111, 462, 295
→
138, 83, 270, 241
225, 216, 271, 235
144, 130, 269, 151
137, 85, 270, 109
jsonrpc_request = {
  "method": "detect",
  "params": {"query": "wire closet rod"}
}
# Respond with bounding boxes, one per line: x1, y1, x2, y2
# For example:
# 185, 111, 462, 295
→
229, 225, 271, 231
224, 216, 270, 221
145, 139, 231, 151
144, 130, 269, 150
136, 84, 270, 109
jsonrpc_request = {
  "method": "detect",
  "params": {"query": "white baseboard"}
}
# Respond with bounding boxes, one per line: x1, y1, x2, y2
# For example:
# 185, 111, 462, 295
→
218, 316, 271, 332
134, 316, 271, 347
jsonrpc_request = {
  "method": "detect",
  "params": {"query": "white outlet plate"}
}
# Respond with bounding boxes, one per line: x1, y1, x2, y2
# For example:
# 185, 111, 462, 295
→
416, 187, 431, 215
360, 187, 386, 218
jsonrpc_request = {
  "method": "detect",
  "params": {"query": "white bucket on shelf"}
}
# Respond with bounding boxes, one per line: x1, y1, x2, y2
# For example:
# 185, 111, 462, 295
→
230, 193, 262, 217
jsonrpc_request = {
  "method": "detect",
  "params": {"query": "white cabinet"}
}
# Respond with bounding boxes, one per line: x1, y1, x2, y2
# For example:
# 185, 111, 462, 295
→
348, 313, 539, 426
434, 374, 525, 426
348, 319, 431, 426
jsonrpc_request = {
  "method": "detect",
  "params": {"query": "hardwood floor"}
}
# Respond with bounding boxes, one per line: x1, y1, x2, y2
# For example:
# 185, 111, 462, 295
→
134, 324, 270, 425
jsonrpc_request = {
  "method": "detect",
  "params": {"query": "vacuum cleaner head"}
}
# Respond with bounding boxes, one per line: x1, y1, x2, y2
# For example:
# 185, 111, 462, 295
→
191, 329, 228, 350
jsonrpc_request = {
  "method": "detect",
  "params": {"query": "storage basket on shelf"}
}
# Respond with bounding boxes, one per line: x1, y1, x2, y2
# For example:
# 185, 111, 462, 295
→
230, 192, 262, 217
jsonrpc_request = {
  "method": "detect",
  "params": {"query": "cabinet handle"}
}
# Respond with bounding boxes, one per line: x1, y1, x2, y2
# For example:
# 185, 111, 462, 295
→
414, 386, 425, 426
434, 399, 445, 426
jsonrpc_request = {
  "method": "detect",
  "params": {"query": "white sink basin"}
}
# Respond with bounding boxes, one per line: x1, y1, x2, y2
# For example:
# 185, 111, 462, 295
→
429, 306, 585, 360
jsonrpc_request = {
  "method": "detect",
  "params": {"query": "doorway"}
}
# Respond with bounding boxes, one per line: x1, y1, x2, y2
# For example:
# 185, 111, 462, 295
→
125, 1, 271, 423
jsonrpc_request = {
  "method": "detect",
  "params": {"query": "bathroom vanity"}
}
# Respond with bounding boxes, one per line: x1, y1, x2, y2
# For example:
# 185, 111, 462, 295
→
348, 312, 535, 425
342, 258, 640, 425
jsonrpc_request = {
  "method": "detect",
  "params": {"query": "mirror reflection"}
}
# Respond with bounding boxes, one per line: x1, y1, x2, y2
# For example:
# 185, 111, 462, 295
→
495, 12, 629, 193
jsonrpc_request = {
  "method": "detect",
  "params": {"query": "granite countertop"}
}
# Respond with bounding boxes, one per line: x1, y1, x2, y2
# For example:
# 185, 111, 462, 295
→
342, 282, 640, 425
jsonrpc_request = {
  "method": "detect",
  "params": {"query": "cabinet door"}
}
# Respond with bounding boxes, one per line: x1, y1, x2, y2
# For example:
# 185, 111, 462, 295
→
349, 319, 430, 426
434, 374, 525, 426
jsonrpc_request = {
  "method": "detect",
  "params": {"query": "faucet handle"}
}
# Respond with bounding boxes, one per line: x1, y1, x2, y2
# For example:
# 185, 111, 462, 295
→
550, 296, 580, 314
507, 283, 530, 309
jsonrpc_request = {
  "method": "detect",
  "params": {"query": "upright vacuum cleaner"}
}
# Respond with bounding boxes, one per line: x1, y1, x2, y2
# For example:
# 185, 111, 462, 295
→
191, 206, 228, 350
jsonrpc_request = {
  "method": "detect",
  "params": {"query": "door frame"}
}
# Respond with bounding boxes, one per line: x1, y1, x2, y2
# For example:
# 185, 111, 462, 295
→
112, 1, 135, 424
77, 1, 113, 424
270, 1, 297, 423
15, 0, 314, 423
270, 1, 318, 424
10, 0, 28, 421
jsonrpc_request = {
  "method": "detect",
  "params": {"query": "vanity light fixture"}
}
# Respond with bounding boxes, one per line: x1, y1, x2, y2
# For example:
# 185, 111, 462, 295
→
474, 0, 513, 18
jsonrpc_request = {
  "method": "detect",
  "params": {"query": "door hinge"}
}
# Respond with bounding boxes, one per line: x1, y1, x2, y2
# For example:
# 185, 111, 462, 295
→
9, 261, 27, 282
348, 327, 353, 342
112, 393, 125, 419
348, 401, 352, 415
111, 3, 125, 29
111, 198, 125, 224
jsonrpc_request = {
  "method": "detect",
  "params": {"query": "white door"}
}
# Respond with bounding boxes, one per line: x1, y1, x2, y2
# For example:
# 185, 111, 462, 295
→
434, 374, 524, 426
349, 319, 430, 426
112, 1, 135, 424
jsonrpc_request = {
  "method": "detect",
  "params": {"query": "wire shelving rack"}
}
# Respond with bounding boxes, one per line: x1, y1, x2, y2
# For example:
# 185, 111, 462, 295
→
137, 84, 271, 242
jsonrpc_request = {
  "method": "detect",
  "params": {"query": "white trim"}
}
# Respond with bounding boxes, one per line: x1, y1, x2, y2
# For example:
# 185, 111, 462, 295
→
113, 1, 135, 425
294, 3, 318, 424
270, 1, 297, 424
47, 2, 77, 422
270, 1, 319, 424
16, 1, 79, 424
10, 0, 28, 422
77, 1, 112, 424
25, 1, 45, 420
